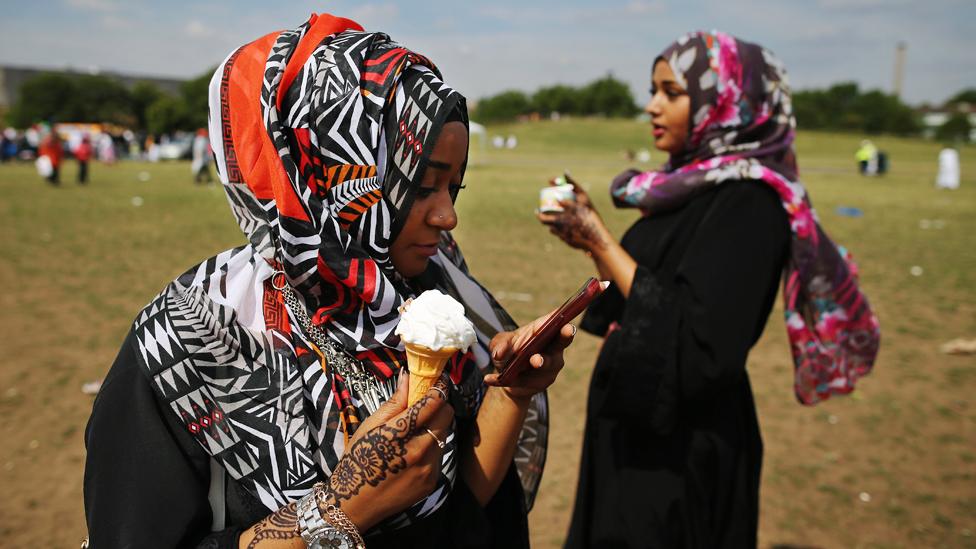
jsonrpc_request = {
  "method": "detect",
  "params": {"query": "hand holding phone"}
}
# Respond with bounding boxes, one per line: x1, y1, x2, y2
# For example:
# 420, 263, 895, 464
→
495, 278, 608, 386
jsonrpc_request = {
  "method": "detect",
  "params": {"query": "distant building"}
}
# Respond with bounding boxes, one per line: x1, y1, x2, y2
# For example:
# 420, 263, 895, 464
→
918, 103, 976, 141
0, 64, 185, 111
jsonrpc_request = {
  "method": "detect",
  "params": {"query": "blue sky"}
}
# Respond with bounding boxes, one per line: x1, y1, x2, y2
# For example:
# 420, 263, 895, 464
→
1, 0, 973, 106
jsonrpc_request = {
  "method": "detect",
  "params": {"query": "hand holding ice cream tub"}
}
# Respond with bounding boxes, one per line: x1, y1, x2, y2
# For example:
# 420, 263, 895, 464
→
396, 290, 476, 406
539, 173, 576, 213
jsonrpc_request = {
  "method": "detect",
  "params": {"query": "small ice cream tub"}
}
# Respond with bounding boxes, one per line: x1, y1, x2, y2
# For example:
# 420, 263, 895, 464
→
539, 183, 576, 213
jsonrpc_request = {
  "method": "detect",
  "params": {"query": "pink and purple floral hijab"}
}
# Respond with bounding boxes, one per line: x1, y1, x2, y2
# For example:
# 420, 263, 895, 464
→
611, 31, 880, 405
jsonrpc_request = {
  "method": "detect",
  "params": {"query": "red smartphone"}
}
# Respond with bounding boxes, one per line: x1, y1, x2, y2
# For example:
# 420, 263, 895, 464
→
496, 277, 607, 386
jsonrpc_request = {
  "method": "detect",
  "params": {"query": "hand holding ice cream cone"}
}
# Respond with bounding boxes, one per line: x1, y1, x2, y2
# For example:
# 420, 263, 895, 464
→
396, 290, 476, 406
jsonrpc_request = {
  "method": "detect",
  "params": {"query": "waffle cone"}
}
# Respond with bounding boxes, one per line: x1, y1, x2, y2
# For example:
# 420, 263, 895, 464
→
405, 343, 457, 406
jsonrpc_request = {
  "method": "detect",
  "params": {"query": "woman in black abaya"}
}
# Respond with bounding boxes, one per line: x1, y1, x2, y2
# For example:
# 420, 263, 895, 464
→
85, 13, 571, 548
540, 31, 880, 547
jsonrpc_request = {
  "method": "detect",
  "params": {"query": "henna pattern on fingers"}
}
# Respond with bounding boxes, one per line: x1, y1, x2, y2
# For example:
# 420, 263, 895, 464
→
322, 381, 445, 508
551, 203, 609, 252
244, 382, 447, 546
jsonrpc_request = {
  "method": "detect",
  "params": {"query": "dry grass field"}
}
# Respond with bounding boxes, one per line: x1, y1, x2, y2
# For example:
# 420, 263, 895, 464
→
0, 120, 973, 547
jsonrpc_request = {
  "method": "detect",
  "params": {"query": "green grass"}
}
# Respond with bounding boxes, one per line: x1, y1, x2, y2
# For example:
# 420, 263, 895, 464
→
1, 120, 974, 548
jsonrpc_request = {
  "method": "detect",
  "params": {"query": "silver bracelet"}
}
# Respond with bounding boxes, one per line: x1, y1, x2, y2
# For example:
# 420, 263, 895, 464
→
297, 482, 365, 549
321, 502, 366, 549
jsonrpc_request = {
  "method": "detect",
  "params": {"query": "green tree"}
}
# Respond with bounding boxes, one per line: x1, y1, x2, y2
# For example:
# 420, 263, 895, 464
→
792, 81, 918, 136
946, 88, 976, 106
826, 82, 863, 131
579, 75, 638, 117
146, 96, 189, 135
793, 89, 830, 129
532, 85, 580, 116
825, 83, 860, 110
180, 70, 213, 130
473, 90, 531, 122
74, 74, 133, 125
852, 90, 917, 135
935, 113, 972, 142
7, 73, 78, 127
9, 72, 139, 127
131, 81, 165, 131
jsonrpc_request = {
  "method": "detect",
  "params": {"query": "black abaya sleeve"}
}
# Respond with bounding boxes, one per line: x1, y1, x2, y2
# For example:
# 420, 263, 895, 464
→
84, 331, 245, 548
596, 183, 789, 434
580, 281, 625, 336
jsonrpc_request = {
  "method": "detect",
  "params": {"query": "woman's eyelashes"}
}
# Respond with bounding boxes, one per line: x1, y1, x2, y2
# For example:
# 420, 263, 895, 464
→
416, 182, 465, 201
650, 86, 685, 99
416, 186, 437, 199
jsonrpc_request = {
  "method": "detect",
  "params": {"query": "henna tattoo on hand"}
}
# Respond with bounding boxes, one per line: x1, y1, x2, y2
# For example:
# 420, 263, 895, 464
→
245, 383, 447, 546
322, 381, 445, 508
551, 203, 609, 252
246, 501, 301, 548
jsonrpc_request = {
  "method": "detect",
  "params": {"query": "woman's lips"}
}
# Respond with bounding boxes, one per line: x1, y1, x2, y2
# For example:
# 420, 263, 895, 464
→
413, 243, 439, 257
652, 124, 665, 138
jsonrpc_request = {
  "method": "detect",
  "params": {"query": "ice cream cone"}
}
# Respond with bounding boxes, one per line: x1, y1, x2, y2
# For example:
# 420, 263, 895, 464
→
405, 343, 457, 406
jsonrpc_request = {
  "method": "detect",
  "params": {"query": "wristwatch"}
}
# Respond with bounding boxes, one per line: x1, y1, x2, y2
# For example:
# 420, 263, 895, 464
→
296, 483, 365, 549
297, 490, 348, 548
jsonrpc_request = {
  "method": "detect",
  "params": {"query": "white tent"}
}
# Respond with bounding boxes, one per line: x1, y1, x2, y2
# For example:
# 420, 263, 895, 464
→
469, 121, 487, 153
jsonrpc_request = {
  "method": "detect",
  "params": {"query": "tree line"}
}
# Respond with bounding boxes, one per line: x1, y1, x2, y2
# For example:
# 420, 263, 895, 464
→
4, 69, 972, 142
792, 82, 919, 135
472, 75, 640, 122
4, 70, 213, 135
785, 83, 972, 140
929, 88, 975, 142
475, 79, 972, 141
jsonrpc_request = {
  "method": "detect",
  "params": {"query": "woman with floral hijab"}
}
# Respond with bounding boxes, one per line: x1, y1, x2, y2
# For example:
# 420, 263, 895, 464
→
540, 31, 880, 547
84, 13, 570, 548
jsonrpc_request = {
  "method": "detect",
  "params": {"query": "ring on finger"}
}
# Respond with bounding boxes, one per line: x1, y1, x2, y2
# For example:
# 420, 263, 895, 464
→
432, 385, 449, 402
425, 428, 446, 449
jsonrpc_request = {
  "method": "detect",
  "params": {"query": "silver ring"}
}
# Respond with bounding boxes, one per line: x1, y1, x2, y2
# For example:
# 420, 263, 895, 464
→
432, 385, 449, 401
425, 428, 446, 449
271, 269, 288, 291
570, 324, 578, 337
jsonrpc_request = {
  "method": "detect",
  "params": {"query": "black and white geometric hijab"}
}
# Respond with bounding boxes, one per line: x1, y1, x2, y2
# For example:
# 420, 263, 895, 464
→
130, 13, 548, 528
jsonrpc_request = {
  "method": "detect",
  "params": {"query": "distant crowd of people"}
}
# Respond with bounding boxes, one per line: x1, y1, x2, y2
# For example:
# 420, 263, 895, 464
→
1, 124, 214, 186
1, 125, 123, 167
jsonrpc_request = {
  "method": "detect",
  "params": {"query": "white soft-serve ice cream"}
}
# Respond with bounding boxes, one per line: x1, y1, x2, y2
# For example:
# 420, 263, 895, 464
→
396, 290, 477, 351
395, 290, 476, 405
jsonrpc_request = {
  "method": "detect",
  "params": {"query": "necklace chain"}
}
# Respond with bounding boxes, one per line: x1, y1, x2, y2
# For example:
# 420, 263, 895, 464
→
280, 284, 386, 413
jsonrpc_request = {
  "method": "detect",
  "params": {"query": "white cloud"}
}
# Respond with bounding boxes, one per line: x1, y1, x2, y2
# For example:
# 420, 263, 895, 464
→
791, 22, 849, 41
346, 3, 400, 27
65, 0, 122, 13
184, 19, 210, 38
817, 0, 909, 8
433, 16, 455, 31
475, 3, 665, 27
99, 15, 130, 30
624, 0, 666, 15
475, 6, 523, 21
